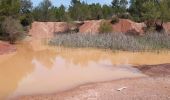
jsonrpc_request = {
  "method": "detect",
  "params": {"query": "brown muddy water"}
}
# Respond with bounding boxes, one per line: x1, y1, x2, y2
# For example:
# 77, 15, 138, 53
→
0, 42, 170, 99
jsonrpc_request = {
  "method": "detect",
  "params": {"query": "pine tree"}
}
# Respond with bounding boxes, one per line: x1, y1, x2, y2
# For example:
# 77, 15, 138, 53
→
112, 0, 128, 15
69, 0, 82, 21
0, 0, 20, 17
32, 0, 55, 21
102, 5, 113, 19
20, 0, 33, 26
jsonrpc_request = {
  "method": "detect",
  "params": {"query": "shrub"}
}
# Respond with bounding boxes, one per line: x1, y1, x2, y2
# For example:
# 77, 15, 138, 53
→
111, 16, 119, 24
99, 21, 113, 33
1, 17, 24, 44
118, 13, 131, 19
20, 14, 33, 27
143, 20, 156, 32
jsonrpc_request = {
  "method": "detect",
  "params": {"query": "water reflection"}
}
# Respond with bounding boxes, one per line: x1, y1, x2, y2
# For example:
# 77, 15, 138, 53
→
11, 56, 144, 98
0, 44, 56, 99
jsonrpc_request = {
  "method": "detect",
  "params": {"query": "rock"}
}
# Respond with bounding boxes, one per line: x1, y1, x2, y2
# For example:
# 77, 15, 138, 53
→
112, 19, 146, 35
0, 41, 16, 55
117, 87, 127, 91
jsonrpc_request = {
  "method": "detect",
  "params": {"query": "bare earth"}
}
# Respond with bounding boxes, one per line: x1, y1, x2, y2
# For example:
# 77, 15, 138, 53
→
0, 41, 16, 55
18, 64, 170, 100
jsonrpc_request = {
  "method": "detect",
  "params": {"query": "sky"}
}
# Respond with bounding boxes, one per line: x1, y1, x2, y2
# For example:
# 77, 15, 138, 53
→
31, 0, 113, 7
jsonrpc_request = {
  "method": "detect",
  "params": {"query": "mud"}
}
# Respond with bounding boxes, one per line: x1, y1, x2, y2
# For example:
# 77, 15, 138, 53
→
135, 64, 170, 77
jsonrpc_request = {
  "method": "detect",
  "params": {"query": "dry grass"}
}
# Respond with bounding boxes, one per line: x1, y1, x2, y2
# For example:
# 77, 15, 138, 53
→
49, 33, 170, 51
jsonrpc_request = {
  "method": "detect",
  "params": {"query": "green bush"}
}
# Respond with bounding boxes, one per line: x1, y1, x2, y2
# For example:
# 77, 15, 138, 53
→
111, 16, 119, 24
99, 21, 113, 33
20, 14, 33, 27
1, 17, 24, 44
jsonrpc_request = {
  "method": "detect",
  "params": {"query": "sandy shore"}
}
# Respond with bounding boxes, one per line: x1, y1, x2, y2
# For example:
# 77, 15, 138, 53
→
17, 64, 170, 100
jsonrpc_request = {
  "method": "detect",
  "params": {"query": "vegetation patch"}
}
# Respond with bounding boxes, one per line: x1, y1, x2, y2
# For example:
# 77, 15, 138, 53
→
111, 16, 119, 24
99, 21, 113, 33
1, 17, 24, 44
49, 33, 170, 51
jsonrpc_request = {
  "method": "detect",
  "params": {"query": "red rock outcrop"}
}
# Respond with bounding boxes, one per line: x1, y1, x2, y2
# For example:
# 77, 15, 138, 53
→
79, 19, 145, 35
112, 19, 146, 35
0, 41, 16, 55
29, 22, 69, 39
29, 20, 146, 37
79, 20, 102, 34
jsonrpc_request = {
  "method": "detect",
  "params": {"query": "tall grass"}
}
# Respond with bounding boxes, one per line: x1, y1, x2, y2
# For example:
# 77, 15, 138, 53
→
49, 33, 170, 51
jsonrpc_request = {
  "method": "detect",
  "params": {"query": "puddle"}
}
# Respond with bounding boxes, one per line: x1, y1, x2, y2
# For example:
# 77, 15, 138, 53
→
10, 57, 144, 98
0, 43, 170, 99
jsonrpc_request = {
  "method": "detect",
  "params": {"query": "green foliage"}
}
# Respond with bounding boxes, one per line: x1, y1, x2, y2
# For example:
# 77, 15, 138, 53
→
0, 0, 20, 17
1, 0, 169, 24
158, 0, 170, 22
27, 0, 87, 22
87, 3, 102, 20
20, 0, 33, 26
32, 0, 56, 22
1, 17, 24, 44
112, 0, 128, 15
128, 0, 170, 33
129, 0, 146, 22
0, 0, 30, 43
129, 0, 170, 23
30, 0, 127, 21
102, 5, 113, 19
20, 0, 32, 14
55, 5, 68, 21
69, 1, 92, 21
142, 1, 159, 21
99, 21, 113, 33
19, 13, 33, 27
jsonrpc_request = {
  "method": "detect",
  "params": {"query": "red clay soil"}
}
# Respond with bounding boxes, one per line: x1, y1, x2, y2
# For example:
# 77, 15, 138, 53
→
163, 22, 170, 34
112, 19, 146, 35
29, 22, 69, 39
134, 64, 170, 77
79, 20, 102, 34
79, 19, 146, 35
29, 19, 170, 37
0, 41, 16, 55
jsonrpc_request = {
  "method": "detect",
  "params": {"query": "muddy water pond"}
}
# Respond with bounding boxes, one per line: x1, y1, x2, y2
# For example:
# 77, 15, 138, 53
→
0, 44, 170, 99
